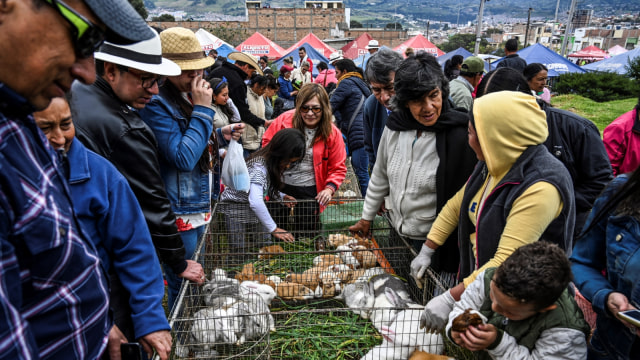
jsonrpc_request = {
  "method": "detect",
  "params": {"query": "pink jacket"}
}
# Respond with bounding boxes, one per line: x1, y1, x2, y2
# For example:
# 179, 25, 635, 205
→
314, 69, 338, 87
603, 107, 640, 176
262, 110, 347, 212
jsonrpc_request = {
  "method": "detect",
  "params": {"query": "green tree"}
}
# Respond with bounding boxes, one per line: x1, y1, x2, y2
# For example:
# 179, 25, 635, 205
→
350, 20, 363, 28
440, 33, 488, 53
626, 56, 640, 80
385, 22, 402, 30
128, 0, 148, 20
151, 13, 176, 22
485, 27, 503, 35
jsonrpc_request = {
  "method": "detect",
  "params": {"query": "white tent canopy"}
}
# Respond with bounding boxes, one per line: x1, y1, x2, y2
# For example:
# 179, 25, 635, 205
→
194, 28, 233, 52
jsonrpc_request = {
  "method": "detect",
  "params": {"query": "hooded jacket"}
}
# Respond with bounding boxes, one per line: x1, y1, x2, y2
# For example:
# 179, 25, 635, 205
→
603, 106, 640, 176
330, 74, 372, 151
428, 92, 575, 285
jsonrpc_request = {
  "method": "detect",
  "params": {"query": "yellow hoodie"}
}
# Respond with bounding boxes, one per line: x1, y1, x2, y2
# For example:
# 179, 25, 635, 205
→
428, 92, 563, 286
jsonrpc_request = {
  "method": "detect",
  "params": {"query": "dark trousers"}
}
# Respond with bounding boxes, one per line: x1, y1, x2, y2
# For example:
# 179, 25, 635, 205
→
269, 184, 320, 237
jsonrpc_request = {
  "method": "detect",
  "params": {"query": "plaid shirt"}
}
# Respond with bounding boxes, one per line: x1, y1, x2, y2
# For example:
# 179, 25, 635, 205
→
0, 84, 111, 359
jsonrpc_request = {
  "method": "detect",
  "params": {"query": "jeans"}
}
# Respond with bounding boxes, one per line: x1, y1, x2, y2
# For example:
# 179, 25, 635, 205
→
163, 225, 206, 312
350, 147, 370, 196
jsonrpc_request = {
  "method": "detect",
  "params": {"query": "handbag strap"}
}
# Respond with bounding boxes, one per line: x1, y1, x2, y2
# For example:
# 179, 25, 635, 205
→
347, 94, 366, 134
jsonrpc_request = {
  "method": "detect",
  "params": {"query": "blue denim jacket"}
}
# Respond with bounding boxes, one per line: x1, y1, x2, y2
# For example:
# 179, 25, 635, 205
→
140, 92, 216, 214
571, 174, 640, 359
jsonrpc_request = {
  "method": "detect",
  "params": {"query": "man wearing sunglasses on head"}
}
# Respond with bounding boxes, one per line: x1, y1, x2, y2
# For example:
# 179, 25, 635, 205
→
0, 0, 155, 359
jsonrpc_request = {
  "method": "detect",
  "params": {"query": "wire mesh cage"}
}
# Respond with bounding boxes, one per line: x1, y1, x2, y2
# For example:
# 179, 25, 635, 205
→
169, 197, 472, 359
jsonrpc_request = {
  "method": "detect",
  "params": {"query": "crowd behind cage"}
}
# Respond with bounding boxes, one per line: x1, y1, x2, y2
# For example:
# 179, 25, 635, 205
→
1, 1, 640, 359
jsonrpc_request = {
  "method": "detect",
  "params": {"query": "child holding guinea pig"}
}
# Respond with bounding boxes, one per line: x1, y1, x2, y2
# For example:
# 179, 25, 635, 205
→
445, 241, 590, 360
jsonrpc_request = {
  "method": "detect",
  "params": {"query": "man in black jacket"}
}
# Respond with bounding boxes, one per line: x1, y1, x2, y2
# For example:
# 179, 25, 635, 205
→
207, 52, 272, 131
496, 39, 527, 72
71, 33, 206, 294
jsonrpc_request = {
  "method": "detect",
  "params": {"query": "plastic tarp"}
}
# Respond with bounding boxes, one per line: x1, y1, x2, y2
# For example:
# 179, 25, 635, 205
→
273, 42, 331, 77
393, 34, 445, 57
607, 45, 628, 56
582, 46, 640, 75
235, 32, 286, 60
215, 43, 237, 59
491, 43, 585, 74
195, 28, 233, 52
341, 32, 375, 59
568, 45, 609, 60
286, 33, 337, 58
436, 48, 492, 73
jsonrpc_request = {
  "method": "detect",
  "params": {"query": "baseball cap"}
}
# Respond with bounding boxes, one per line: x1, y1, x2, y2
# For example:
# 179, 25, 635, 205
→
461, 56, 485, 74
84, 0, 155, 44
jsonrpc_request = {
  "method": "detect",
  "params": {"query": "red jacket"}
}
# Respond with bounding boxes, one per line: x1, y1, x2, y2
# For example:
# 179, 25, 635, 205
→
262, 110, 347, 212
314, 69, 338, 87
603, 107, 640, 176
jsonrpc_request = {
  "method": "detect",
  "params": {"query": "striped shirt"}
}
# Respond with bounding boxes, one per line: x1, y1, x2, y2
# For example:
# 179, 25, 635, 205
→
0, 84, 111, 359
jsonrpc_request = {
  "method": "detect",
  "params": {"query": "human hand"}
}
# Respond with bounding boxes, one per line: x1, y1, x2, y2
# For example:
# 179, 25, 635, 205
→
454, 323, 497, 352
315, 188, 333, 206
420, 290, 456, 332
282, 194, 297, 208
609, 292, 640, 334
106, 325, 128, 360
376, 201, 387, 216
139, 330, 172, 360
410, 243, 436, 289
222, 123, 244, 141
179, 260, 206, 285
272, 227, 295, 242
264, 119, 273, 127
291, 90, 299, 96
190, 75, 213, 107
349, 219, 371, 239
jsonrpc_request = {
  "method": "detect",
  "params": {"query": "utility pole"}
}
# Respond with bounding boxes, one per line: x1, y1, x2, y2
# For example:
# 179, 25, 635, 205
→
524, 7, 533, 47
554, 0, 561, 25
426, 21, 430, 41
474, 0, 488, 55
560, 0, 577, 56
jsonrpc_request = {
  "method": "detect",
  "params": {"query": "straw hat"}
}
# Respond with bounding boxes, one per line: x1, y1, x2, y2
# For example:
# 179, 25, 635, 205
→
94, 27, 181, 76
228, 52, 264, 75
160, 27, 214, 71
328, 52, 343, 64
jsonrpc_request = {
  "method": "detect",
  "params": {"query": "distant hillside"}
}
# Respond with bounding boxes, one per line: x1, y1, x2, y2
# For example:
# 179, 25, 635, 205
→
145, 0, 639, 25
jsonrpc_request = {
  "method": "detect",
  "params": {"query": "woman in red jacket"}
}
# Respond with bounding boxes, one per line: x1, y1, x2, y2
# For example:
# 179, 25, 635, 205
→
262, 83, 347, 237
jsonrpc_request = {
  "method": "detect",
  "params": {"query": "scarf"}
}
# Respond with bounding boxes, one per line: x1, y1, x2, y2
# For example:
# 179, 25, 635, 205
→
337, 71, 363, 84
385, 99, 469, 133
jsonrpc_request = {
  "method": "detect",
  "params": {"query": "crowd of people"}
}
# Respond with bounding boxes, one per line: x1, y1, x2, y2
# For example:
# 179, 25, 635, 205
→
1, 1, 639, 359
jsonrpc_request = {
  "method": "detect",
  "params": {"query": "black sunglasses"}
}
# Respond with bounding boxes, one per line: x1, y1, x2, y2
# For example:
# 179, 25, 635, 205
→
44, 0, 105, 58
125, 69, 167, 89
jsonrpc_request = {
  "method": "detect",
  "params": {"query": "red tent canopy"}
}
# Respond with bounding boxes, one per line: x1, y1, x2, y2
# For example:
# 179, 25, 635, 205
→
341, 33, 374, 59
286, 33, 336, 58
393, 34, 444, 57
236, 32, 286, 60
568, 45, 609, 60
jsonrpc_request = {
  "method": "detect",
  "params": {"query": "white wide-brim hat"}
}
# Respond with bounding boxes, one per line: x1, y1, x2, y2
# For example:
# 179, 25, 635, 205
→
95, 27, 181, 76
365, 40, 380, 50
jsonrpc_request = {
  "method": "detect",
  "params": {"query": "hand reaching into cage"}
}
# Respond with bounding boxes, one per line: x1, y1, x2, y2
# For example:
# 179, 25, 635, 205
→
316, 187, 334, 206
180, 260, 206, 285
410, 241, 437, 289
349, 219, 371, 239
420, 290, 456, 332
282, 194, 297, 208
272, 227, 295, 242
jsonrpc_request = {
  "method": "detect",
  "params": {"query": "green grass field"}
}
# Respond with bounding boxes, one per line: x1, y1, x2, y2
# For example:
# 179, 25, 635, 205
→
552, 94, 637, 133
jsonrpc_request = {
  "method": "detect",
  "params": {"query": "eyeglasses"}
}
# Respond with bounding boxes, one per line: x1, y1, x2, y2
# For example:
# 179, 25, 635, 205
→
44, 0, 105, 58
125, 69, 167, 89
300, 105, 322, 114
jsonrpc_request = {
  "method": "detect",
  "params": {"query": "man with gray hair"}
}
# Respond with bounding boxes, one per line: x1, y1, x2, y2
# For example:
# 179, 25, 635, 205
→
363, 49, 404, 169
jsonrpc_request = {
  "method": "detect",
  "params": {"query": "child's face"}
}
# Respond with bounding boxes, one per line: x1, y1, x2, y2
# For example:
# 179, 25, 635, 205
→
489, 279, 539, 321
